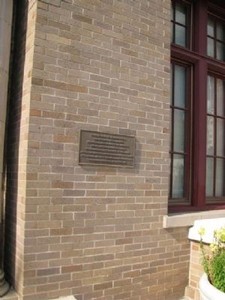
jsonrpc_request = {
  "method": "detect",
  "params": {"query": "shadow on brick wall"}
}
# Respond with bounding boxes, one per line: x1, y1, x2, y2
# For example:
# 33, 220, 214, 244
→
4, 0, 28, 291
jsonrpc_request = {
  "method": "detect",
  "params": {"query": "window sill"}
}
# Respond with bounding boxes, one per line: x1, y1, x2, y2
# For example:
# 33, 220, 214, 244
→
163, 209, 225, 228
188, 218, 225, 244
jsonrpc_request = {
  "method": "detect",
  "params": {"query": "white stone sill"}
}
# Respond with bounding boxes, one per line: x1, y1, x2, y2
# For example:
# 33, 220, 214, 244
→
163, 209, 225, 228
188, 217, 225, 244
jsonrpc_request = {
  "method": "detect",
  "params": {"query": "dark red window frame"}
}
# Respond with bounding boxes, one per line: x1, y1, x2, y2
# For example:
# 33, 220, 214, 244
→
169, 0, 225, 213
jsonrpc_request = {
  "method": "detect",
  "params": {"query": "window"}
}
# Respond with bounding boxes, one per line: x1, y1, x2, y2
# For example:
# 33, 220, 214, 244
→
206, 75, 225, 200
170, 63, 191, 202
170, 0, 225, 212
207, 16, 225, 61
171, 1, 191, 48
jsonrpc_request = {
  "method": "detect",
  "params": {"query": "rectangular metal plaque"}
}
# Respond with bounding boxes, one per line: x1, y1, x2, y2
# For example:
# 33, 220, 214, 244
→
79, 130, 135, 167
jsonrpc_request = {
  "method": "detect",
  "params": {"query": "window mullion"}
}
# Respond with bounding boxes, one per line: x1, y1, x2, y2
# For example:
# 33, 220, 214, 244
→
191, 0, 208, 209
214, 80, 217, 197
194, 0, 207, 54
192, 60, 207, 208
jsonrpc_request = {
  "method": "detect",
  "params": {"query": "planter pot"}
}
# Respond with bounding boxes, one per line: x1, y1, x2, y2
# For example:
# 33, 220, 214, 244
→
199, 273, 225, 300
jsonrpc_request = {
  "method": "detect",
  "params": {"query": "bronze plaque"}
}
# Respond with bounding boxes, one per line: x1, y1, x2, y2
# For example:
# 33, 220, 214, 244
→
79, 130, 135, 167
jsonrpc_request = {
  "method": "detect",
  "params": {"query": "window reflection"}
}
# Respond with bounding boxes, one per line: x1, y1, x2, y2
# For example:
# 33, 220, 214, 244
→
207, 16, 225, 61
171, 1, 190, 48
206, 75, 225, 199
170, 63, 189, 201
172, 155, 184, 198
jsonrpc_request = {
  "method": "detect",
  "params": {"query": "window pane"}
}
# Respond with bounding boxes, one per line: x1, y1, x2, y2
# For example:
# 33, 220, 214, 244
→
207, 18, 225, 61
175, 3, 186, 25
174, 109, 185, 152
216, 158, 225, 196
171, 1, 190, 49
217, 22, 225, 41
216, 42, 225, 61
207, 116, 214, 155
172, 154, 184, 198
207, 37, 215, 57
208, 18, 215, 37
207, 76, 215, 114
175, 25, 186, 47
207, 75, 225, 200
217, 119, 225, 156
170, 62, 190, 203
217, 79, 224, 117
206, 158, 214, 197
174, 65, 186, 108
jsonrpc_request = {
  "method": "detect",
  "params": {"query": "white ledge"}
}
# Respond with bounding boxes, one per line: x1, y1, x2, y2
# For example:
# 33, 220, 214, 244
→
163, 209, 225, 228
188, 218, 225, 244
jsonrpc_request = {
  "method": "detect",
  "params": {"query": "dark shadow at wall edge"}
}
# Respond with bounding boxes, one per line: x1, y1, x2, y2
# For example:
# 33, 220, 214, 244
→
4, 0, 28, 290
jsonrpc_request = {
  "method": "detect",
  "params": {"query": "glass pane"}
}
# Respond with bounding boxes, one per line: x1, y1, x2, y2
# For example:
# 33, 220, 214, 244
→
174, 65, 186, 108
217, 22, 225, 41
207, 76, 215, 114
216, 158, 225, 196
217, 79, 224, 117
207, 18, 214, 37
175, 25, 186, 47
173, 109, 185, 152
175, 3, 186, 25
172, 154, 184, 198
207, 37, 215, 57
206, 158, 214, 197
216, 42, 225, 61
217, 119, 225, 156
207, 116, 214, 155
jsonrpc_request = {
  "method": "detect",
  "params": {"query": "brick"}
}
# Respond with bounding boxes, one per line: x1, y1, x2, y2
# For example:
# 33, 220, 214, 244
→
62, 265, 83, 273
5, 0, 189, 299
94, 282, 113, 291
37, 268, 60, 277
72, 14, 92, 24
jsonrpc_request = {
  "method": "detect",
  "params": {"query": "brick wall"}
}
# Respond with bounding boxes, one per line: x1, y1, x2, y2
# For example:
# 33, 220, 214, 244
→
5, 0, 37, 296
5, 0, 190, 299
185, 242, 204, 300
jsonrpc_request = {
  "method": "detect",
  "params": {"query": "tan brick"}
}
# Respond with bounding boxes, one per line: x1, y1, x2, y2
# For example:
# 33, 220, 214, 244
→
94, 281, 113, 291
72, 14, 92, 24
62, 265, 83, 273
5, 0, 190, 299
37, 268, 60, 277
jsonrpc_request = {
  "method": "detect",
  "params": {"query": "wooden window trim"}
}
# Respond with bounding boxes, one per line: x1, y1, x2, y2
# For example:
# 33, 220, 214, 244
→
169, 0, 225, 213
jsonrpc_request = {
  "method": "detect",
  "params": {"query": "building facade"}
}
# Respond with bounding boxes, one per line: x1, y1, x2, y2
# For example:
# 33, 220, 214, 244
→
2, 0, 225, 299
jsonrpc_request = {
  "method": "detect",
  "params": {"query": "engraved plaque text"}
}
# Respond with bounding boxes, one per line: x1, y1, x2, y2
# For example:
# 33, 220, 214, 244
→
79, 130, 135, 167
